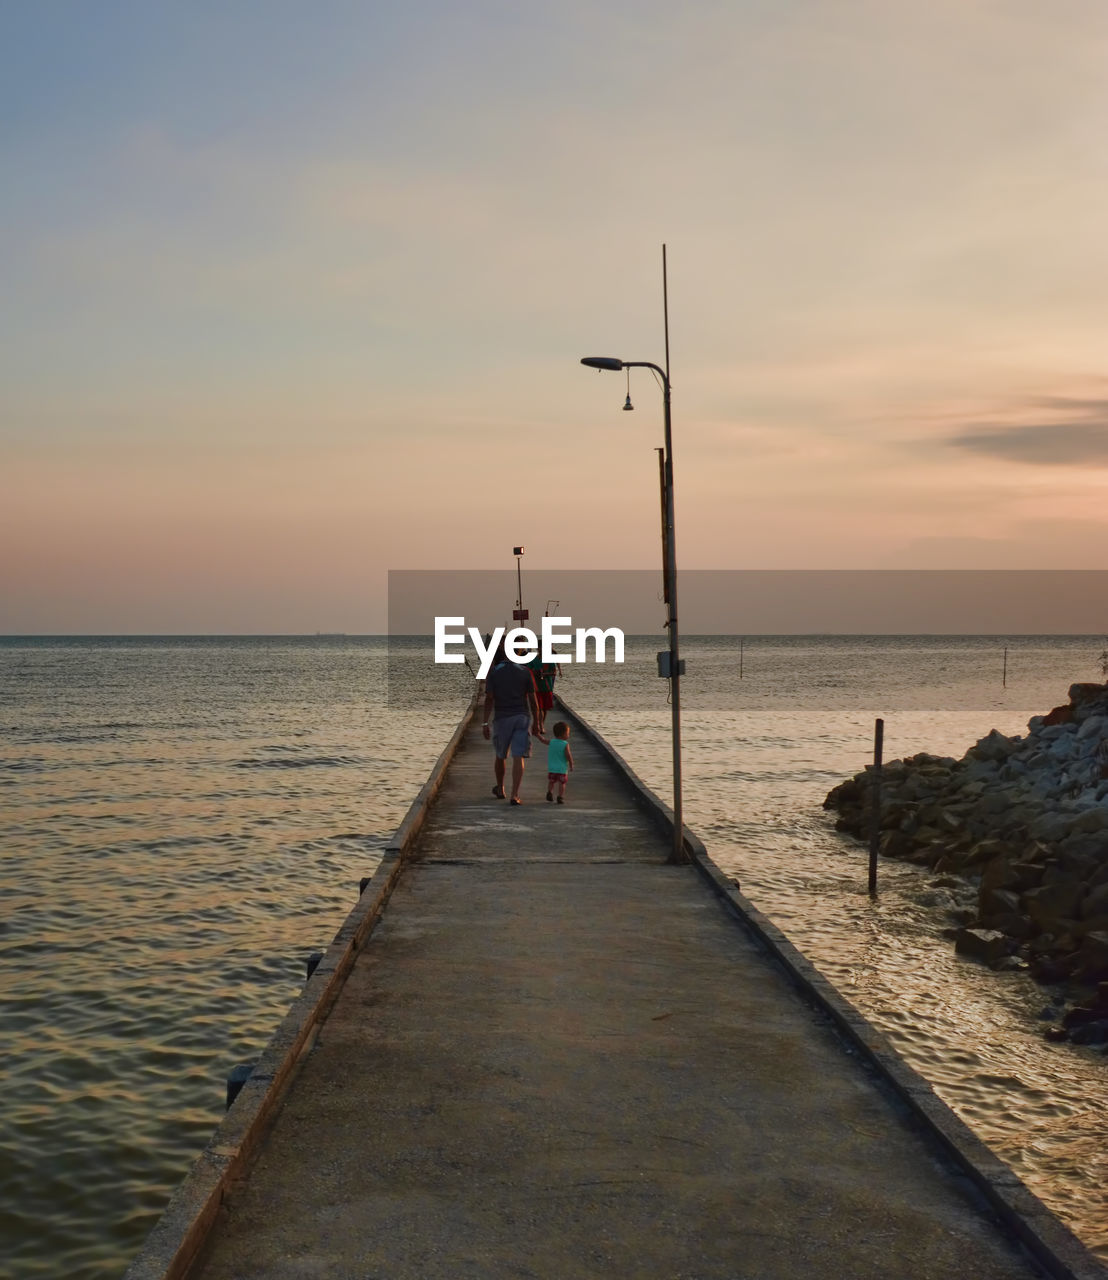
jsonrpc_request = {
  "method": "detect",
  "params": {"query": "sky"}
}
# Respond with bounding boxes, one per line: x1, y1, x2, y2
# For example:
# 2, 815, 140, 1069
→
3, 1, 1108, 633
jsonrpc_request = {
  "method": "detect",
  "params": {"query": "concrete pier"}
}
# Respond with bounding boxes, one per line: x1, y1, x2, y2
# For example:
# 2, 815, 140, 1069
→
126, 696, 1106, 1280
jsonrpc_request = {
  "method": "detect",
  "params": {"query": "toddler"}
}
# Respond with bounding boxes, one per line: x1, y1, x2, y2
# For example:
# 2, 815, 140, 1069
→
541, 721, 574, 804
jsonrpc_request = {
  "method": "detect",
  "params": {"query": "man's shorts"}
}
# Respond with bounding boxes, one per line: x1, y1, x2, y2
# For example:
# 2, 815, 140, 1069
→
492, 714, 531, 760
537, 690, 554, 711
547, 772, 567, 783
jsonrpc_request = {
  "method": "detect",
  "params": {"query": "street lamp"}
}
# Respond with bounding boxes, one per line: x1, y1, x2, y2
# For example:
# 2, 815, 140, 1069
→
512, 546, 527, 623
579, 340, 686, 865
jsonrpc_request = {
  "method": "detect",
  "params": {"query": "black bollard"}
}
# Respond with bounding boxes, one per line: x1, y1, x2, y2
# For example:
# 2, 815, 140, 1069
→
868, 718, 884, 897
226, 1062, 255, 1110
305, 951, 324, 980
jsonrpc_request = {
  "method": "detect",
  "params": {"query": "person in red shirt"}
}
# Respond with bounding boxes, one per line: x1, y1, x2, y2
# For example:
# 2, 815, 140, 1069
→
526, 655, 559, 735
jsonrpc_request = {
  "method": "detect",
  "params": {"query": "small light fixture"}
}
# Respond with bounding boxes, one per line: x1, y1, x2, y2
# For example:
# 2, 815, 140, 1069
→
623, 368, 634, 411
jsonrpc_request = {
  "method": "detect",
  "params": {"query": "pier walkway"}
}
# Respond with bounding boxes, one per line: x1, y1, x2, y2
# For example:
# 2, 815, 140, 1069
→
130, 698, 1103, 1280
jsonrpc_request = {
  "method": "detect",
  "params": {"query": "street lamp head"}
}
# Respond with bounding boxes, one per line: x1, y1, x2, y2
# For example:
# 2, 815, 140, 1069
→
580, 356, 623, 372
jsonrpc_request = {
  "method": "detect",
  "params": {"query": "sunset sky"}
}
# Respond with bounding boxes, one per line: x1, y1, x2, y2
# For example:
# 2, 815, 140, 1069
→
4, 2, 1107, 633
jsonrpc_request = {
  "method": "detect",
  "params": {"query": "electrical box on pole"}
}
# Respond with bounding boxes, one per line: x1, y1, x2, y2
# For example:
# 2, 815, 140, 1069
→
657, 651, 685, 679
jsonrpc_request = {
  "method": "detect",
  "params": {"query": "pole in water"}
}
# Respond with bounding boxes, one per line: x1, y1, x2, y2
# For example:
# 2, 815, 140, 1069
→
1003, 646, 1008, 688
868, 717, 884, 897
739, 637, 744, 680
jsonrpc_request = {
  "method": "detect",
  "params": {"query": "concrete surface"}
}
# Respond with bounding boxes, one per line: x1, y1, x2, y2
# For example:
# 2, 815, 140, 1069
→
188, 707, 1059, 1279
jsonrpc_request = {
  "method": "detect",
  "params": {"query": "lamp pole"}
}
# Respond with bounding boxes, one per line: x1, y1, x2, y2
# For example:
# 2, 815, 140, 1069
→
512, 545, 527, 625
580, 336, 686, 860
660, 364, 684, 865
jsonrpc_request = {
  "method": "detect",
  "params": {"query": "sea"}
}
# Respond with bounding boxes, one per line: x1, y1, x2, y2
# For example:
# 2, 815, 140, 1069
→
2, 634, 1106, 1278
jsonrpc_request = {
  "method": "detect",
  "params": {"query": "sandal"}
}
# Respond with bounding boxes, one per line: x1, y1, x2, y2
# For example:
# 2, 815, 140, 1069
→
510, 796, 522, 805
492, 785, 505, 799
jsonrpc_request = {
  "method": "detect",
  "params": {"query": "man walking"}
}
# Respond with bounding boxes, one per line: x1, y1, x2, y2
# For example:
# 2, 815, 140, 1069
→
482, 644, 540, 805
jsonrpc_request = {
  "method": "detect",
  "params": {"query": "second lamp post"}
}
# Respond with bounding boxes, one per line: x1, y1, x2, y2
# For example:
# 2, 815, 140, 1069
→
580, 353, 685, 865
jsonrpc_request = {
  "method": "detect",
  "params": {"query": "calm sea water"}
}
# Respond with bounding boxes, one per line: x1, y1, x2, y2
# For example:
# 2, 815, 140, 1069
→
2, 634, 1105, 1277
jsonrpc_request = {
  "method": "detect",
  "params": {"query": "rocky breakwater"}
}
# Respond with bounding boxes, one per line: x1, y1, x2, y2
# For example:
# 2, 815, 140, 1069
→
824, 682, 1108, 1046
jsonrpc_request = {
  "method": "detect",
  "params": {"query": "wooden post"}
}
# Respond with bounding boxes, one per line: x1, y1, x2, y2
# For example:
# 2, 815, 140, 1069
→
868, 718, 884, 897
1003, 646, 1008, 688
739, 637, 744, 679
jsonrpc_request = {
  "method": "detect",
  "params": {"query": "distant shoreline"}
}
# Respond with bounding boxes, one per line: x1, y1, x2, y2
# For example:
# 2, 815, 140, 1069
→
1, 633, 1105, 642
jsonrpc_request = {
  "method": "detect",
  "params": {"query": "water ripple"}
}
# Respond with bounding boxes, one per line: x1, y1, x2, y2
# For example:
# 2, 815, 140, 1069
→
233, 752, 367, 769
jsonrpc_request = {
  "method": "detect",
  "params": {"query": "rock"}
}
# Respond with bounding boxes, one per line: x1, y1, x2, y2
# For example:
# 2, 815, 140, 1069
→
987, 913, 1036, 941
1070, 806, 1108, 835
1039, 723, 1072, 742
978, 852, 1038, 895
937, 809, 965, 834
1029, 811, 1075, 842
1082, 882, 1108, 920
1007, 860, 1046, 890
1027, 933, 1059, 956
823, 777, 864, 810
1068, 1020, 1108, 1044
910, 841, 947, 867
819, 682, 1108, 1016
930, 874, 964, 890
1044, 854, 1096, 883
1077, 913, 1108, 938
955, 928, 1010, 965
1058, 832, 1108, 860
963, 758, 1001, 784
1077, 714, 1108, 741
1068, 682, 1108, 708
1062, 999, 1108, 1029
969, 729, 1017, 763
1078, 930, 1108, 979
979, 886, 1021, 919
1031, 956, 1078, 983
879, 829, 914, 859
1022, 881, 1083, 929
